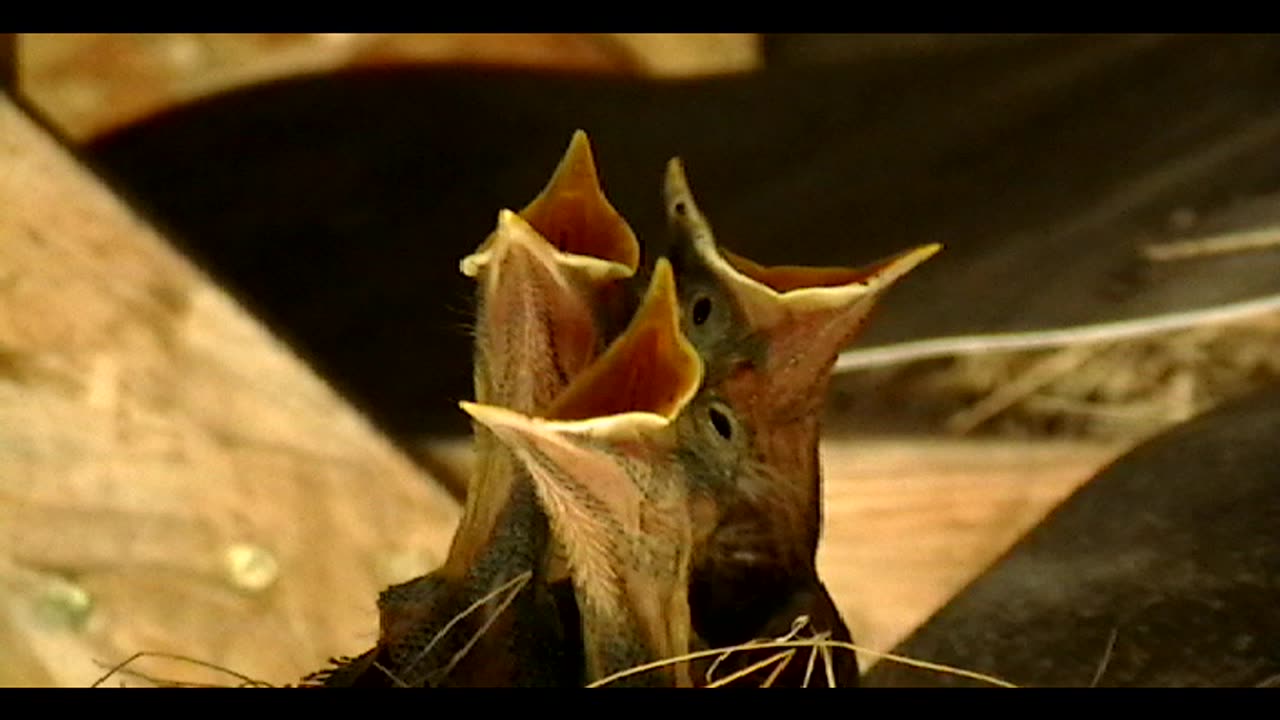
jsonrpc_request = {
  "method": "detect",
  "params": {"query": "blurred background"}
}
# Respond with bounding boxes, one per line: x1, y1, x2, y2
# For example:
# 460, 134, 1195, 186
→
18, 33, 763, 140
5, 33, 1280, 687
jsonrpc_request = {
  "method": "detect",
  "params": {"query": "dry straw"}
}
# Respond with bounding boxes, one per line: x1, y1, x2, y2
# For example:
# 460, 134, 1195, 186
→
587, 615, 1016, 688
88, 607, 1016, 688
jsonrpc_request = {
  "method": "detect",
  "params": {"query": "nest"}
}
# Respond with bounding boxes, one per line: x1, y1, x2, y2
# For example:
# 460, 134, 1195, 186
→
829, 309, 1280, 444
90, 611, 1017, 689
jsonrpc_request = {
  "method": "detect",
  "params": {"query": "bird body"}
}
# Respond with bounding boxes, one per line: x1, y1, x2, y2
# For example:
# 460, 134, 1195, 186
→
465, 258, 708, 687
307, 131, 637, 687
306, 134, 940, 689
662, 158, 939, 686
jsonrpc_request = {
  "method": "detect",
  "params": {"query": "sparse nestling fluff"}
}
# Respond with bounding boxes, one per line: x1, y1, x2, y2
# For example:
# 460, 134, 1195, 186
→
305, 131, 638, 687
661, 157, 939, 686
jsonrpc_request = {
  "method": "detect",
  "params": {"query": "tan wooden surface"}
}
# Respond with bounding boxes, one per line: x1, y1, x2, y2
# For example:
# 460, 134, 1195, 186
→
0, 96, 461, 687
17, 33, 761, 142
815, 437, 1124, 671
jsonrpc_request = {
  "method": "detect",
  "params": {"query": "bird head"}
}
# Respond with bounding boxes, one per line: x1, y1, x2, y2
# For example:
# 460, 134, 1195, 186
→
461, 258, 709, 686
662, 156, 938, 561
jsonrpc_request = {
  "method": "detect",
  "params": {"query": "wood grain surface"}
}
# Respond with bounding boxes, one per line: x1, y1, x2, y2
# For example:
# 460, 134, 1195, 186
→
0, 96, 460, 687
17, 33, 760, 141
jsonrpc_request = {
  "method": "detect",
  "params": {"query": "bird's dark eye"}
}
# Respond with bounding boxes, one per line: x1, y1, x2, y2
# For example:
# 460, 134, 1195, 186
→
692, 296, 713, 326
708, 406, 733, 440
673, 201, 688, 216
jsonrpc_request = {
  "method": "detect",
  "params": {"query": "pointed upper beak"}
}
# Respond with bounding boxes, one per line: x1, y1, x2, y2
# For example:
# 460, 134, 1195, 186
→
665, 155, 940, 323
460, 208, 633, 285
457, 264, 702, 681
716, 242, 942, 317
462, 210, 603, 410
519, 129, 641, 274
463, 130, 639, 284
457, 255, 705, 546
459, 132, 643, 410
664, 156, 939, 349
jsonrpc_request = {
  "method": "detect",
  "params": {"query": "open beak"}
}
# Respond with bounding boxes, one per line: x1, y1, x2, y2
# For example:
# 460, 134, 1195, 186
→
449, 132, 642, 574
461, 257, 703, 527
663, 156, 940, 394
459, 259, 702, 686
461, 129, 639, 285
519, 129, 640, 274
459, 131, 642, 411
462, 210, 603, 410
550, 257, 703, 423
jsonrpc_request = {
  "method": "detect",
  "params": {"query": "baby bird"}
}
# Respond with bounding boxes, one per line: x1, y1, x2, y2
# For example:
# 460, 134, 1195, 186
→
467, 256, 780, 687
661, 158, 940, 686
455, 129, 639, 575
306, 131, 638, 687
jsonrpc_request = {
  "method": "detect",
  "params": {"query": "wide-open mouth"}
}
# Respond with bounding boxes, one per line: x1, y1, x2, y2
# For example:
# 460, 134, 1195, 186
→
549, 257, 703, 424
721, 244, 941, 295
518, 129, 640, 273
663, 155, 941, 315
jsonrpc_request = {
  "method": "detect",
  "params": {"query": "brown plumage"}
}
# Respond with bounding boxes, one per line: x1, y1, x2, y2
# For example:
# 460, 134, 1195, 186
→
305, 131, 638, 687
463, 258, 711, 687
662, 158, 940, 686
305, 137, 935, 688
456, 128, 639, 565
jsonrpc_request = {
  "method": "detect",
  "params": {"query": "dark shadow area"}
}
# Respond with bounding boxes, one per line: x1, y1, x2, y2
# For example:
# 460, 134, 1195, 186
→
866, 379, 1280, 687
0, 34, 16, 92
76, 35, 1280, 450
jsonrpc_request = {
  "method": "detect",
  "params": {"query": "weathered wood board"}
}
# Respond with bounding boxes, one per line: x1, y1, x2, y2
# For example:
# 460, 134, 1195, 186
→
0, 95, 461, 687
816, 438, 1125, 671
18, 33, 761, 142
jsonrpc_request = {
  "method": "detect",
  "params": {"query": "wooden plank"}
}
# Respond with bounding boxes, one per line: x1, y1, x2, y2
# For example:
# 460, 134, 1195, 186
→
815, 438, 1126, 672
0, 96, 461, 687
18, 34, 760, 142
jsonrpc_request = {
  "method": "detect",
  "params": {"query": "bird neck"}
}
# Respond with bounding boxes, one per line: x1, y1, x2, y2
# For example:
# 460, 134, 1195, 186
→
578, 585, 692, 687
443, 435, 540, 575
